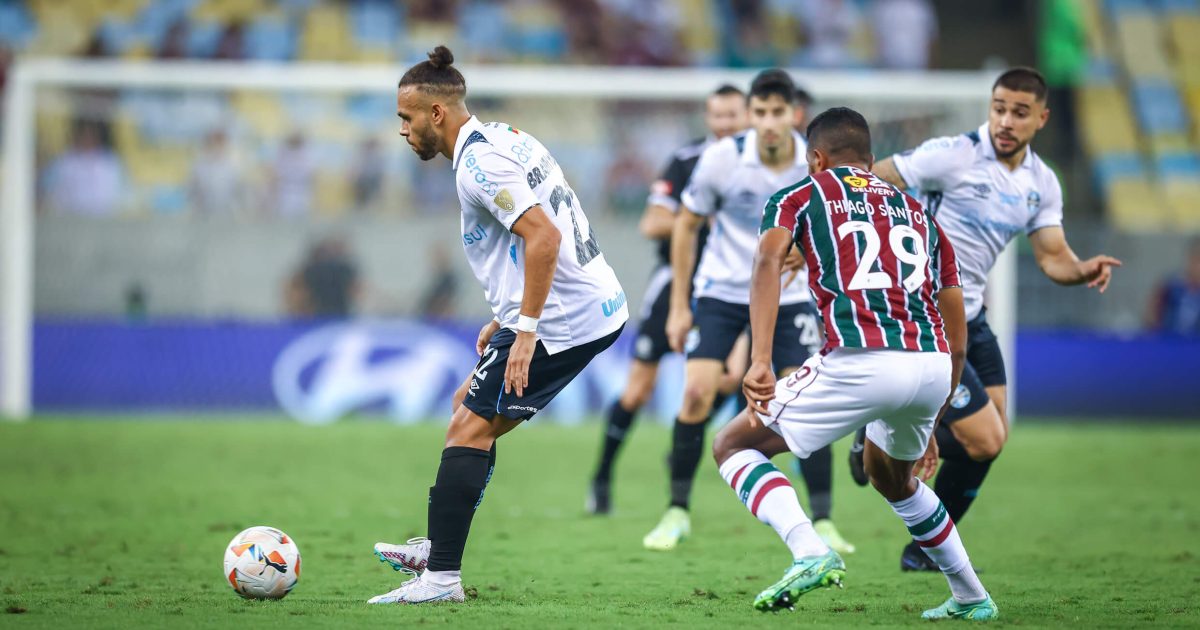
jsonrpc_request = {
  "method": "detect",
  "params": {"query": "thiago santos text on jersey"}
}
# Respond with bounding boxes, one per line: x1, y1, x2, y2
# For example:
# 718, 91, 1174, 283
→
452, 116, 628, 354
762, 165, 960, 353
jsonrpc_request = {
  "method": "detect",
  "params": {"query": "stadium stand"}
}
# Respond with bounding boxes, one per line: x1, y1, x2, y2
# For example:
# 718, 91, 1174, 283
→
1078, 0, 1200, 230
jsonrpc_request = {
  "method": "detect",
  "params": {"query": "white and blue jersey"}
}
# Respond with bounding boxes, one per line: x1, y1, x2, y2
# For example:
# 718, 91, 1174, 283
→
681, 129, 812, 306
892, 122, 1064, 320
453, 116, 628, 354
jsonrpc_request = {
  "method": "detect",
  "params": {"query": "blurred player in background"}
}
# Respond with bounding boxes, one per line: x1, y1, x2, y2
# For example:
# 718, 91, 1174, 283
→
586, 84, 747, 515
644, 69, 852, 554
858, 66, 1121, 571
1146, 236, 1200, 335
369, 46, 628, 605
715, 107, 996, 620
794, 85, 814, 130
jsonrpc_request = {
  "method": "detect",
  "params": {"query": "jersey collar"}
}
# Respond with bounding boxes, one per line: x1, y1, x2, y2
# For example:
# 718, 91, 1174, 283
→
451, 115, 484, 171
739, 129, 807, 168
978, 122, 1035, 170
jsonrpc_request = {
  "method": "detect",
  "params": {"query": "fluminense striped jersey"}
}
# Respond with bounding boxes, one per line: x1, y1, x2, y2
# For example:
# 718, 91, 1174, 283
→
761, 165, 960, 353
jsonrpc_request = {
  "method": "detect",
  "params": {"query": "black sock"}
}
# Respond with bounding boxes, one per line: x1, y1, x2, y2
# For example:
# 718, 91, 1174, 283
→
668, 418, 708, 510
933, 425, 994, 524
486, 442, 497, 483
797, 445, 833, 521
593, 401, 637, 484
426, 446, 492, 572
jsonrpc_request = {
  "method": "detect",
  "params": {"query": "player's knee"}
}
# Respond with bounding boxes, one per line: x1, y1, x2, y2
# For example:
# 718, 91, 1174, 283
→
444, 407, 497, 450
711, 416, 761, 466
681, 383, 714, 419
964, 434, 1003, 462
621, 377, 655, 410
711, 424, 737, 466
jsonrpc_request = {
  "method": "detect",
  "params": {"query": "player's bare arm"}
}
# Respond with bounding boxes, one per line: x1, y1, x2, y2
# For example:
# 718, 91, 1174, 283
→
744, 227, 792, 416
914, 286, 968, 481
1028, 227, 1122, 292
638, 203, 676, 239
506, 206, 562, 397
871, 156, 909, 190
476, 318, 501, 355
666, 206, 705, 352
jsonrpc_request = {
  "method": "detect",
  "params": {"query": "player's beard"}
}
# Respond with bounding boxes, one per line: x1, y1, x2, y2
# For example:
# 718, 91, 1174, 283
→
990, 132, 1028, 159
411, 125, 440, 161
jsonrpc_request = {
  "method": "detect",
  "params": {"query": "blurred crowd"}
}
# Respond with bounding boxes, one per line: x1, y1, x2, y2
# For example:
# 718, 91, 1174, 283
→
0, 0, 934, 220
0, 0, 937, 70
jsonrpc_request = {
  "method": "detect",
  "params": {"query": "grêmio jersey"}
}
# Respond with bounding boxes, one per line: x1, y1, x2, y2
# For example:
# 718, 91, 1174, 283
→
682, 129, 812, 305
762, 165, 960, 354
891, 123, 1063, 320
452, 116, 628, 354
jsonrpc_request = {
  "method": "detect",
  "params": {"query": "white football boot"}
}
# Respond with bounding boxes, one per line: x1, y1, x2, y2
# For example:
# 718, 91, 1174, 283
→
374, 537, 431, 575
367, 575, 466, 605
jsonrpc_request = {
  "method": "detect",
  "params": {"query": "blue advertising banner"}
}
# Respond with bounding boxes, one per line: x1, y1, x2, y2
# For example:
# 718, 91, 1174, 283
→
1015, 330, 1200, 418
32, 320, 1200, 419
33, 319, 685, 423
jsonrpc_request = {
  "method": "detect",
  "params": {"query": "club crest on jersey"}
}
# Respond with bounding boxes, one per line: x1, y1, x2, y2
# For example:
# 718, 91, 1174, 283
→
1026, 191, 1041, 213
635, 334, 654, 360
494, 188, 516, 213
842, 175, 870, 188
950, 383, 971, 409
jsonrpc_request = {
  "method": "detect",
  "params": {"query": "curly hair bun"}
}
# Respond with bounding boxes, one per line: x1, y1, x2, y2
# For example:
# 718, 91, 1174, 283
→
428, 46, 455, 69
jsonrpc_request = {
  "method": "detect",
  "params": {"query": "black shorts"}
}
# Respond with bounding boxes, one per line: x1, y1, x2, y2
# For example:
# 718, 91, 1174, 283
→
686, 297, 820, 370
943, 309, 1007, 423
463, 326, 624, 421
633, 267, 673, 363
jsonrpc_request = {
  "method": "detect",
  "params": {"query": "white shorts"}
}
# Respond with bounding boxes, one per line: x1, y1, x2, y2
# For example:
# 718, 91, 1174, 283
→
759, 348, 952, 461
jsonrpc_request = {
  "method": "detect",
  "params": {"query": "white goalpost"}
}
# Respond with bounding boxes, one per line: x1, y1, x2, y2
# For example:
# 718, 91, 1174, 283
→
0, 58, 1003, 420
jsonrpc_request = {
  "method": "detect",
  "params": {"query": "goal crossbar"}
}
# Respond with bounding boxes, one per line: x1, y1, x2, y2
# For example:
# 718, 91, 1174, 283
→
0, 58, 999, 420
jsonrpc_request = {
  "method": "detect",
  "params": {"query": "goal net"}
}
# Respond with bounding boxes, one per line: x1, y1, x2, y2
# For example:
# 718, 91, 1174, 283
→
1, 59, 1001, 422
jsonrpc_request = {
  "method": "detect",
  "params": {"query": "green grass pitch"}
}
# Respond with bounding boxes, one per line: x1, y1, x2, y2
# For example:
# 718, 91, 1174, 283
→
0, 418, 1197, 628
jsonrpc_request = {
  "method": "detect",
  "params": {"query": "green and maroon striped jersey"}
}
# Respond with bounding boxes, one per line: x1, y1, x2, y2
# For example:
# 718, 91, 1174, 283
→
761, 165, 961, 353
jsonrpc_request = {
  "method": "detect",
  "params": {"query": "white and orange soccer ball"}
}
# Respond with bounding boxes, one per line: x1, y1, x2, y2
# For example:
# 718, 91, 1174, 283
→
223, 526, 301, 600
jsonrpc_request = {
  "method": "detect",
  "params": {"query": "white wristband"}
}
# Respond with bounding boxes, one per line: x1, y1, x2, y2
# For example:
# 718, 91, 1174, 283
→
515, 314, 539, 333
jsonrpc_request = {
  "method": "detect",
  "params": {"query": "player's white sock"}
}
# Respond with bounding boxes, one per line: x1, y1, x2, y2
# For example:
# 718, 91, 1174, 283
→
719, 449, 828, 559
889, 480, 987, 604
421, 569, 462, 588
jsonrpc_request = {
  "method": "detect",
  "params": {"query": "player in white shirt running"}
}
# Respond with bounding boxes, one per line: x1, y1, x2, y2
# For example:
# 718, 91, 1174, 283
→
640, 70, 853, 554
368, 46, 628, 605
851, 66, 1121, 572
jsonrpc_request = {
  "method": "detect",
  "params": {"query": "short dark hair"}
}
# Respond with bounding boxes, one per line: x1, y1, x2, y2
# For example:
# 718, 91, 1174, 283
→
712, 83, 744, 98
398, 45, 466, 97
993, 66, 1047, 102
794, 86, 813, 108
748, 69, 796, 104
806, 107, 872, 162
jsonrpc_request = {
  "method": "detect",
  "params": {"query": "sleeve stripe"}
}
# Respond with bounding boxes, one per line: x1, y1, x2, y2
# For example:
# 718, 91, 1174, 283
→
764, 180, 813, 232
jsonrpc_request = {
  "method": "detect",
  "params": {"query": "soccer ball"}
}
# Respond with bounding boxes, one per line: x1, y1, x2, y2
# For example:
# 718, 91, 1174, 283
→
223, 526, 301, 600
